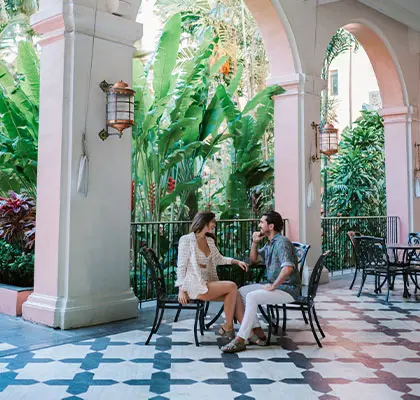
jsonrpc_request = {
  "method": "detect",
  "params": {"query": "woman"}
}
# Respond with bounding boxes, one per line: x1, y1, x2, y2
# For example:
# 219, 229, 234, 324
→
176, 212, 248, 338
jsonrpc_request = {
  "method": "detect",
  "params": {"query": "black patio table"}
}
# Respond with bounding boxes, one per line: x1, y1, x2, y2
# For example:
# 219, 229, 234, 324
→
386, 243, 420, 298
203, 263, 267, 329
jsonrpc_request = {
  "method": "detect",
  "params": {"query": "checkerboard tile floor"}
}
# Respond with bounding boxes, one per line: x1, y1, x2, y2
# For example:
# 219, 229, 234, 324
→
1, 282, 420, 399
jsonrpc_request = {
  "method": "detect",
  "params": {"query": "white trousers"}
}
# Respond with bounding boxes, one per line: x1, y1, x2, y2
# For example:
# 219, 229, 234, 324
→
237, 283, 294, 340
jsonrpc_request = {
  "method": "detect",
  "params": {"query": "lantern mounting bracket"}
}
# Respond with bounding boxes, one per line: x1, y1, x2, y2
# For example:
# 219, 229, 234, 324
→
311, 121, 320, 162
99, 80, 111, 92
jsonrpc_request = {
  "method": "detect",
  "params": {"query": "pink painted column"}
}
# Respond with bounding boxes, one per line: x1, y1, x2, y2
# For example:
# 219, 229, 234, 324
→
380, 106, 419, 241
271, 74, 325, 278
22, 7, 142, 328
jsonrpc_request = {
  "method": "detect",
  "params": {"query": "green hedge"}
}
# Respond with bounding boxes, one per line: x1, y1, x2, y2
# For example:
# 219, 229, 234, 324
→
0, 240, 34, 287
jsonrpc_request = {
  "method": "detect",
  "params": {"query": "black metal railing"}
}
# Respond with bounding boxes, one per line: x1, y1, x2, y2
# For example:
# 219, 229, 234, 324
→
131, 216, 398, 302
321, 216, 399, 274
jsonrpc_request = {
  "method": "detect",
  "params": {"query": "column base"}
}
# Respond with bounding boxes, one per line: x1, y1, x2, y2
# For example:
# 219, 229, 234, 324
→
22, 289, 139, 329
302, 266, 330, 286
319, 267, 330, 285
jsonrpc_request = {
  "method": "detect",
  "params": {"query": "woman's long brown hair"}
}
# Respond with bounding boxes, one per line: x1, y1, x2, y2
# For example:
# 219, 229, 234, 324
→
190, 212, 217, 243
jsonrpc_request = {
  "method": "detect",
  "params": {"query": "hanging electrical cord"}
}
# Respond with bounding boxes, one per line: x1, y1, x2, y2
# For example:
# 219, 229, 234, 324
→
77, 0, 100, 197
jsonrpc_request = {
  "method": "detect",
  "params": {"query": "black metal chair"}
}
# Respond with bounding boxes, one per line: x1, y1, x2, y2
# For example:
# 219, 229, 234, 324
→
347, 231, 362, 290
408, 233, 420, 294
140, 246, 205, 346
267, 251, 330, 347
353, 236, 406, 302
275, 242, 311, 333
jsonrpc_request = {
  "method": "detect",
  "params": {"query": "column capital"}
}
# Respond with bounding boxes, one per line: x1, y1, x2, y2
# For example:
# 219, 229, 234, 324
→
267, 73, 326, 98
380, 105, 419, 124
32, 4, 142, 47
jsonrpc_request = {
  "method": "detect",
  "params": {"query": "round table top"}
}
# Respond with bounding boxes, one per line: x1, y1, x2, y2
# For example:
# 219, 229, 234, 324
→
386, 243, 420, 250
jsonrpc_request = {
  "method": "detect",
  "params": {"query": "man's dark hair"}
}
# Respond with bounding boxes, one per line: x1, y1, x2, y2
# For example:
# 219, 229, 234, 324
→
263, 210, 283, 233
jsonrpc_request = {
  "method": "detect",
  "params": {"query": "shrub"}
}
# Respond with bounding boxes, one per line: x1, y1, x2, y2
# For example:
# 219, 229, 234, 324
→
0, 191, 35, 250
0, 240, 34, 286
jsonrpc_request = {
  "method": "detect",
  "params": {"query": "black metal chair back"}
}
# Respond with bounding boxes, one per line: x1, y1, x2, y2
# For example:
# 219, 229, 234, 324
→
307, 251, 330, 301
408, 233, 420, 245
353, 236, 389, 271
347, 231, 361, 258
408, 233, 420, 264
292, 242, 310, 281
139, 246, 167, 300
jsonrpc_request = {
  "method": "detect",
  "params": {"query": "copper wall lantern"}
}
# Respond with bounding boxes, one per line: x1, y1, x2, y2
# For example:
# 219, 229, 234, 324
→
98, 80, 135, 141
311, 122, 339, 161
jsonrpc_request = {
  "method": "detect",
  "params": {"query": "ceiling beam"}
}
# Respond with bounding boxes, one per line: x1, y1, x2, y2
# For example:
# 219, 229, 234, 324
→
357, 0, 420, 32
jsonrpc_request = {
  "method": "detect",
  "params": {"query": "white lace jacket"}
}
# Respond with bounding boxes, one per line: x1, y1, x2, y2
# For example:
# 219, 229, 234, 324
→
176, 232, 233, 299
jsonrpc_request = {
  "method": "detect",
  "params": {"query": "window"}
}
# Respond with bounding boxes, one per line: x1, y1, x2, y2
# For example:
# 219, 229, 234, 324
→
329, 70, 338, 96
369, 90, 382, 109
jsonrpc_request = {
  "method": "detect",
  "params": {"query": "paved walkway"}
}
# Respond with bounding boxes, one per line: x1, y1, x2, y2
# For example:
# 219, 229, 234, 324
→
1, 275, 420, 399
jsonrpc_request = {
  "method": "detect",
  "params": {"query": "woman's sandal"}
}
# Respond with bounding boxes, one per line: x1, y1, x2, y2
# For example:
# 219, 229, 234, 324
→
248, 334, 267, 346
215, 326, 235, 340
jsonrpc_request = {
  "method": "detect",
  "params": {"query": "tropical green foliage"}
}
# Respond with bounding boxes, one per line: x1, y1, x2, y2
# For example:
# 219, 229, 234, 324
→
325, 110, 386, 216
132, 13, 280, 221
0, 40, 39, 197
216, 84, 283, 218
154, 0, 269, 99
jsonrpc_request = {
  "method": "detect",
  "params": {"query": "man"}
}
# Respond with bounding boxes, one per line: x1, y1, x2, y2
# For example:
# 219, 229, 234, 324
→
221, 210, 301, 353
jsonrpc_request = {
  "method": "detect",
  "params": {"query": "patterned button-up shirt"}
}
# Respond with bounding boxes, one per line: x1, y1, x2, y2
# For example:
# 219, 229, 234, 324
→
258, 233, 301, 299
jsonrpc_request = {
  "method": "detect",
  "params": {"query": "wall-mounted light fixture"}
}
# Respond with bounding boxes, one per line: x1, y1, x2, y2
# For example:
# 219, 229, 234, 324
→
311, 122, 339, 162
414, 142, 420, 198
98, 80, 135, 141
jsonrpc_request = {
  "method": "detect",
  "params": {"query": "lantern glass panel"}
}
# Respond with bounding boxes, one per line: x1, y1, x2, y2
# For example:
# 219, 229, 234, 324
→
107, 93, 117, 116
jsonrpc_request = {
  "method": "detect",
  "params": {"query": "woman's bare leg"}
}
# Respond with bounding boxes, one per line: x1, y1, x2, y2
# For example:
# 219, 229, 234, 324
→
235, 290, 245, 323
197, 281, 237, 330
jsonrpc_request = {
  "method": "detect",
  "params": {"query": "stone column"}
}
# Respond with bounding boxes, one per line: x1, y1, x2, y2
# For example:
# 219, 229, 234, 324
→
380, 106, 419, 242
270, 73, 328, 284
22, 3, 142, 328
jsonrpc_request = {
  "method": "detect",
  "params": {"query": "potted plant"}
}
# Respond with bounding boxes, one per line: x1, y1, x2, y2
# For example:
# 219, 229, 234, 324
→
0, 191, 35, 316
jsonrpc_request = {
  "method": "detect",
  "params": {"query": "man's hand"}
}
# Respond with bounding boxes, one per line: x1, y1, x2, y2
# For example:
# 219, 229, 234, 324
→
263, 283, 276, 291
252, 231, 264, 244
234, 260, 249, 272
178, 289, 189, 305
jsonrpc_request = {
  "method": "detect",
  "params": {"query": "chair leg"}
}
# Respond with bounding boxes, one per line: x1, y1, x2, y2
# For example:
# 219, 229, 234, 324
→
199, 307, 205, 336
204, 301, 210, 317
308, 307, 322, 348
301, 306, 308, 324
415, 274, 418, 294
205, 305, 224, 330
312, 306, 325, 338
145, 305, 160, 345
274, 306, 280, 334
266, 306, 272, 346
270, 306, 277, 330
403, 273, 411, 299
357, 273, 367, 297
154, 307, 165, 334
174, 304, 182, 323
282, 305, 287, 333
374, 275, 379, 294
194, 308, 200, 347
258, 305, 270, 324
349, 267, 358, 290
385, 272, 391, 303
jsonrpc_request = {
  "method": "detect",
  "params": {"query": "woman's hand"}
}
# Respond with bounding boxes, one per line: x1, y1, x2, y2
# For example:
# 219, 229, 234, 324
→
178, 289, 189, 305
264, 283, 276, 291
234, 260, 249, 272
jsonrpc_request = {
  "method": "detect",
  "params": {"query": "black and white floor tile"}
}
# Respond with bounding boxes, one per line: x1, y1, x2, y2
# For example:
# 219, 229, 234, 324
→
1, 282, 420, 399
